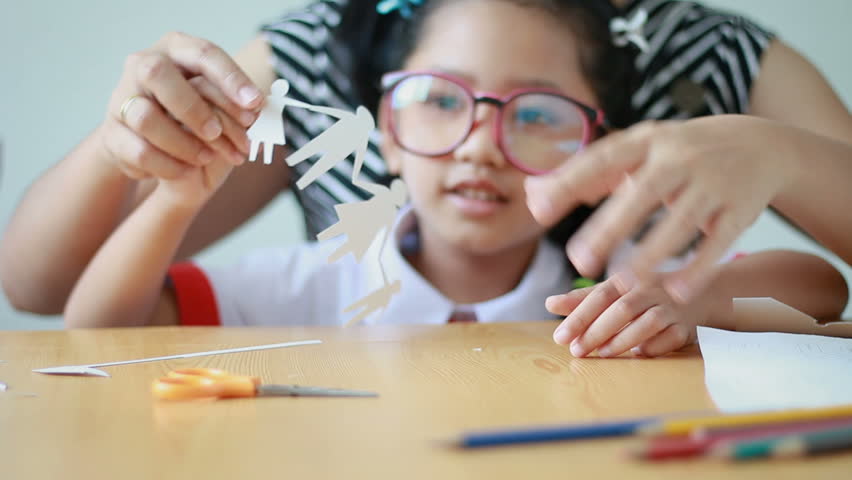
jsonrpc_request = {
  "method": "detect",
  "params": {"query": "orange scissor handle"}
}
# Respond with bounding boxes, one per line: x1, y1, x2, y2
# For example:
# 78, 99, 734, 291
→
152, 368, 261, 401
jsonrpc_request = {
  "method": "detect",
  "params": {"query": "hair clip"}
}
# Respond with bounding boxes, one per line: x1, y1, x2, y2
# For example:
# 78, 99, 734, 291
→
610, 8, 649, 52
376, 0, 424, 19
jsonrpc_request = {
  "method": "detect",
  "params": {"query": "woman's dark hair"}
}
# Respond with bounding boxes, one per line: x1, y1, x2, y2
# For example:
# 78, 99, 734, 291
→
332, 0, 640, 278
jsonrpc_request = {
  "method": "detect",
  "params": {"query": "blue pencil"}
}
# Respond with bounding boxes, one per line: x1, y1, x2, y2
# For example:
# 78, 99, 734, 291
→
458, 417, 657, 448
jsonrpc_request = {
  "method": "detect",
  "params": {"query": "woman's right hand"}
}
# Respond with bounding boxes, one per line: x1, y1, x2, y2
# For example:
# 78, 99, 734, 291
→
99, 32, 265, 181
525, 115, 802, 303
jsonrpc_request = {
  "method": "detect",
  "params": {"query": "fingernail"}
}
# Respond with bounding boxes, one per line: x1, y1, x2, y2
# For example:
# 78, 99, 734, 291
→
240, 110, 256, 127
239, 86, 261, 107
524, 178, 553, 219
198, 149, 216, 165
202, 118, 223, 141
527, 196, 554, 223
612, 268, 638, 292
230, 150, 245, 165
631, 346, 644, 356
570, 340, 585, 357
597, 346, 613, 358
567, 241, 596, 276
553, 327, 571, 345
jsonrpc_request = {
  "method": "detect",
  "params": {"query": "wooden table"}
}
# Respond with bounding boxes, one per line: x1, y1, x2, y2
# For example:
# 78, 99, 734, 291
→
0, 322, 849, 479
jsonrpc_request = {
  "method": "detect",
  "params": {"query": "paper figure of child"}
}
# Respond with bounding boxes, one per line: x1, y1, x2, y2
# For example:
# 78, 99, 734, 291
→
343, 280, 401, 326
318, 178, 408, 325
285, 106, 375, 190
247, 79, 319, 164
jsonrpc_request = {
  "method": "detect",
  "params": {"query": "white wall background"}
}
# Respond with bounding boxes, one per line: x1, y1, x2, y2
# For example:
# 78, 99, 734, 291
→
1, 0, 850, 329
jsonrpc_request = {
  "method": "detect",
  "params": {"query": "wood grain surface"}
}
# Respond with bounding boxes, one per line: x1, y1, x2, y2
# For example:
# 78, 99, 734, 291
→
1, 322, 849, 479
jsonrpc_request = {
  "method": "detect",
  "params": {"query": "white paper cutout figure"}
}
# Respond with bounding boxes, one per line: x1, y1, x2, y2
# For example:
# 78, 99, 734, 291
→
318, 178, 408, 325
343, 280, 402, 326
247, 79, 320, 164
317, 178, 407, 262
245, 86, 408, 325
285, 106, 375, 190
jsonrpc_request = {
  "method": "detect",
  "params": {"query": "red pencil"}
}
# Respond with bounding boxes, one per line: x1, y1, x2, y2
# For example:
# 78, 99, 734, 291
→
632, 417, 852, 460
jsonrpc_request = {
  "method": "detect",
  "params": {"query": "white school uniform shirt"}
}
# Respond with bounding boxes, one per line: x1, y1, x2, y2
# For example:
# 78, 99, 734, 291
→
168, 207, 575, 326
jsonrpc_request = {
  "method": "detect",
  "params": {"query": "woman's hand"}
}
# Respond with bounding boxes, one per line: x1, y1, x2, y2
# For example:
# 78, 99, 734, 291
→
99, 32, 264, 181
525, 115, 801, 302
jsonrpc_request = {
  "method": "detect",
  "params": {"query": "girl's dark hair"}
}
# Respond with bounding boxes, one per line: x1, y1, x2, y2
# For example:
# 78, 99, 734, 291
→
332, 0, 640, 278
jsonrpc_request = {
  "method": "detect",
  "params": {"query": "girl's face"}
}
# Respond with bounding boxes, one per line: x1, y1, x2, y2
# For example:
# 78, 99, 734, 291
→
380, 0, 599, 257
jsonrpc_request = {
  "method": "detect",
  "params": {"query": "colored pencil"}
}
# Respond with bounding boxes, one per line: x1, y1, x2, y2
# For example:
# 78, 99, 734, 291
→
457, 417, 657, 448
639, 404, 852, 436
712, 425, 852, 461
632, 417, 852, 460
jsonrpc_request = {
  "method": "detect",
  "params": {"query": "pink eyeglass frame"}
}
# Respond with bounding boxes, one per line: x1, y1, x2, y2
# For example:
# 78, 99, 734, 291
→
380, 70, 607, 175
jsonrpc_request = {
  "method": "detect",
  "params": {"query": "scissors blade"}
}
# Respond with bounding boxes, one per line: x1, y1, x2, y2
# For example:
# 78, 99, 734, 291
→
258, 385, 378, 397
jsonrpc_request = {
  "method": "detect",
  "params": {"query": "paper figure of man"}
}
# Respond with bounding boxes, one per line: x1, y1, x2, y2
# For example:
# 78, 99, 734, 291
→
247, 79, 318, 164
285, 106, 375, 190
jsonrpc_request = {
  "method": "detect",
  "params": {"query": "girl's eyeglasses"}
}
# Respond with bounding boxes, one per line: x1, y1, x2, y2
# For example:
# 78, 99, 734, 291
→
380, 71, 606, 175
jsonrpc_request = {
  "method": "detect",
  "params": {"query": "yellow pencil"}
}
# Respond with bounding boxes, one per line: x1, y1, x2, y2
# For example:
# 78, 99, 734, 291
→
639, 404, 852, 436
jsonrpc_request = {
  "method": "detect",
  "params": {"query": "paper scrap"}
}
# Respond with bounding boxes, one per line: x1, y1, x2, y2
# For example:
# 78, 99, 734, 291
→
33, 340, 322, 377
698, 326, 852, 413
0, 381, 7, 392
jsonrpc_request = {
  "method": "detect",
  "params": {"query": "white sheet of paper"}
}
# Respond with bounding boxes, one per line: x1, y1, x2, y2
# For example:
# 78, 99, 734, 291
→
698, 326, 852, 413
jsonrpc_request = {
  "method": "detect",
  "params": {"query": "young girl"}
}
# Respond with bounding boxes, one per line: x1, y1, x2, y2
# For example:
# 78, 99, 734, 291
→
63, 0, 847, 357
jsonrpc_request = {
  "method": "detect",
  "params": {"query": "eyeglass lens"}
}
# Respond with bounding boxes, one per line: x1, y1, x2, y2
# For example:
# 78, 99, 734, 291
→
388, 74, 589, 173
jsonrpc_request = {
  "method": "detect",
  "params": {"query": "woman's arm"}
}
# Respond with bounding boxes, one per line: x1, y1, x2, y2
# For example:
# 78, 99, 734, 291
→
0, 35, 286, 315
750, 41, 852, 265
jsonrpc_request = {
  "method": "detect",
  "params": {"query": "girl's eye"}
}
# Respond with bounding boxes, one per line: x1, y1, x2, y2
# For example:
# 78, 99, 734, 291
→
515, 108, 557, 125
426, 94, 462, 111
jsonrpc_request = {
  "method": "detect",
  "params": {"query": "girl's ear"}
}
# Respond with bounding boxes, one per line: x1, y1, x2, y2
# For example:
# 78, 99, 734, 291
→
377, 97, 403, 174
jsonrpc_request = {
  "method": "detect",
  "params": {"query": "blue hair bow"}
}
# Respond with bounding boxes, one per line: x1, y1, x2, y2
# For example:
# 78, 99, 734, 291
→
376, 0, 424, 18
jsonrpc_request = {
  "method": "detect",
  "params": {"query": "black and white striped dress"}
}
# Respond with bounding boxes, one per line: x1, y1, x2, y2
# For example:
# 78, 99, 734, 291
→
261, 0, 775, 239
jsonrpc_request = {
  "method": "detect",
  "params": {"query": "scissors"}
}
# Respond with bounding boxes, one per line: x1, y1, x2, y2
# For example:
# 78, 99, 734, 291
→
152, 368, 378, 401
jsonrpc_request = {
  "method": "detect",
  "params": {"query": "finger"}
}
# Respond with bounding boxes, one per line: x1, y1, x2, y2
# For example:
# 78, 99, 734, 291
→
567, 168, 684, 277
116, 162, 150, 180
629, 188, 720, 278
663, 210, 744, 303
524, 122, 657, 227
155, 32, 262, 109
596, 304, 672, 357
552, 280, 622, 354
545, 287, 595, 316
206, 102, 251, 163
189, 75, 257, 128
575, 287, 660, 357
101, 119, 191, 180
633, 323, 694, 357
126, 51, 224, 143
119, 94, 218, 167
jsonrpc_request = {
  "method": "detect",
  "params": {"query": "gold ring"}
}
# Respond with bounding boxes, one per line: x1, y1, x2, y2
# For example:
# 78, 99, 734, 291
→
119, 95, 142, 123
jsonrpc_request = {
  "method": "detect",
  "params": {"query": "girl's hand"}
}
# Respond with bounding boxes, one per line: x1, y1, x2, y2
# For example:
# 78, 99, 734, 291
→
99, 32, 264, 181
155, 147, 236, 209
525, 115, 799, 303
548, 274, 727, 358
